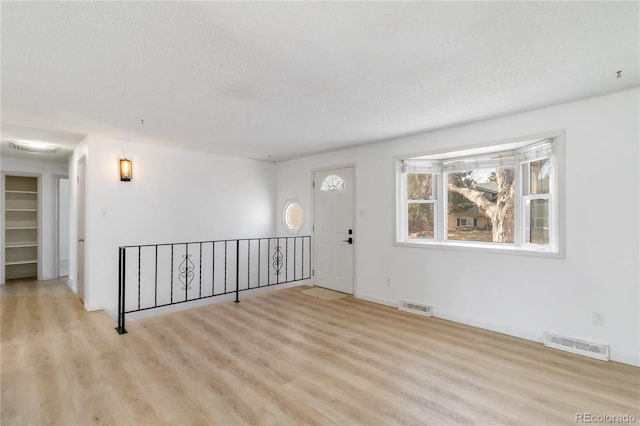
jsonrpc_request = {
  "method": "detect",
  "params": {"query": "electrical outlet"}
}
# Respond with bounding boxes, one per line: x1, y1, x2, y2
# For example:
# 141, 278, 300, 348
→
592, 311, 606, 327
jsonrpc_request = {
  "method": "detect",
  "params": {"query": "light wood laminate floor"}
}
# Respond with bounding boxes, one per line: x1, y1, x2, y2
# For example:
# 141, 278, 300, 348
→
2, 278, 639, 425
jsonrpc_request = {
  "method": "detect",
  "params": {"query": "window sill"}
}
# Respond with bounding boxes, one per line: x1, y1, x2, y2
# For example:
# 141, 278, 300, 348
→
394, 239, 565, 259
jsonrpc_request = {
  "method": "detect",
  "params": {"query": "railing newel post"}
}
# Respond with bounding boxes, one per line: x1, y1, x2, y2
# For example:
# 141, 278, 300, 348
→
235, 240, 240, 303
115, 247, 128, 334
137, 246, 141, 311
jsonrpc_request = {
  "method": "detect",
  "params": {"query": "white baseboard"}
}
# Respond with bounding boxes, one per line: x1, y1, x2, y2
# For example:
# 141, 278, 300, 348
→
67, 278, 77, 294
608, 353, 640, 367
354, 293, 542, 343
354, 293, 397, 308
59, 259, 69, 277
122, 280, 311, 322
352, 295, 639, 367
434, 311, 639, 367
433, 310, 542, 344
103, 307, 117, 321
88, 279, 640, 367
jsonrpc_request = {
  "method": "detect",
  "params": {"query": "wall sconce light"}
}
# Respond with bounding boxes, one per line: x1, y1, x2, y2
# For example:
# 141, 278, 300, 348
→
120, 158, 132, 181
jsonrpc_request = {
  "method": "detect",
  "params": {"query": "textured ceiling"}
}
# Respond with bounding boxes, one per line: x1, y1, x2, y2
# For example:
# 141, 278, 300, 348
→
1, 1, 638, 162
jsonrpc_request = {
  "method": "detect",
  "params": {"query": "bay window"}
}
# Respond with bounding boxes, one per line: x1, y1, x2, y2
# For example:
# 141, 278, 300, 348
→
396, 134, 564, 256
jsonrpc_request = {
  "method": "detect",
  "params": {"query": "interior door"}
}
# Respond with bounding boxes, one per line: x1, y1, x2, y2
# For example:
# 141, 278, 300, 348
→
77, 158, 86, 302
313, 167, 354, 294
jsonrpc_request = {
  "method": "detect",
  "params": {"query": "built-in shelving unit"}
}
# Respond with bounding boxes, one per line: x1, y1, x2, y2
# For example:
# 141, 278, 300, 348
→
4, 176, 38, 280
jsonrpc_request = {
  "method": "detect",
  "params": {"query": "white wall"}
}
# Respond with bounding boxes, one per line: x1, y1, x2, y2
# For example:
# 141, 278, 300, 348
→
275, 88, 640, 366
1, 157, 68, 283
58, 178, 70, 276
68, 136, 276, 314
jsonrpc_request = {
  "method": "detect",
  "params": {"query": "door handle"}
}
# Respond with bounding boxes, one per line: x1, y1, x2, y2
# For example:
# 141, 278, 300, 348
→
343, 237, 353, 244
78, 239, 85, 243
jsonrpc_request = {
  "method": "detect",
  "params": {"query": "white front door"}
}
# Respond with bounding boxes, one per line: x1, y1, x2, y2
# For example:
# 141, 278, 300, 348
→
313, 167, 354, 294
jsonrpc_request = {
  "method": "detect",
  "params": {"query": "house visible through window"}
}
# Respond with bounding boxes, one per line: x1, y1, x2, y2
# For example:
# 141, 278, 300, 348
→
396, 135, 562, 255
456, 218, 477, 227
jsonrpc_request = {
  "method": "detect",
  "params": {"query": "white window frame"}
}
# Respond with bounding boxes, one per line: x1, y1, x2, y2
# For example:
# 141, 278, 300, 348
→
394, 132, 565, 258
403, 173, 439, 241
282, 199, 305, 235
520, 159, 553, 248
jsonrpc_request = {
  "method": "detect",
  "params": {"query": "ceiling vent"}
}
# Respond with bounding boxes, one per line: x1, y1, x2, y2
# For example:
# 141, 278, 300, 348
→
7, 141, 60, 154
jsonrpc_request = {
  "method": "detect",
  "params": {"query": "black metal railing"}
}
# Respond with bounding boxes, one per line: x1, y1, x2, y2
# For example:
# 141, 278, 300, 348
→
116, 236, 311, 334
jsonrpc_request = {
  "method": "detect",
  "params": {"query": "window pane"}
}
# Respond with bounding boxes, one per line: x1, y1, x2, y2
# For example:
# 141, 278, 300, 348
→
529, 158, 551, 194
320, 175, 345, 191
408, 203, 434, 239
448, 215, 493, 242
407, 174, 433, 200
283, 201, 304, 232
529, 199, 549, 245
447, 167, 515, 243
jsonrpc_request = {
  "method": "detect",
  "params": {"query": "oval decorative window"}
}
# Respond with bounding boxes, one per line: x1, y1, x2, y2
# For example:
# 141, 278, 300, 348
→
320, 174, 345, 191
283, 200, 304, 234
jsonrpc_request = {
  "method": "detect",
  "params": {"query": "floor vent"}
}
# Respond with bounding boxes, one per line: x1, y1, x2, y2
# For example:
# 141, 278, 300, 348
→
543, 332, 610, 361
398, 300, 433, 317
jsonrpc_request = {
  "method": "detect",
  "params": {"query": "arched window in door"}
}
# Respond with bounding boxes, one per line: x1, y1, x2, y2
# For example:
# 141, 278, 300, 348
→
320, 174, 345, 191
